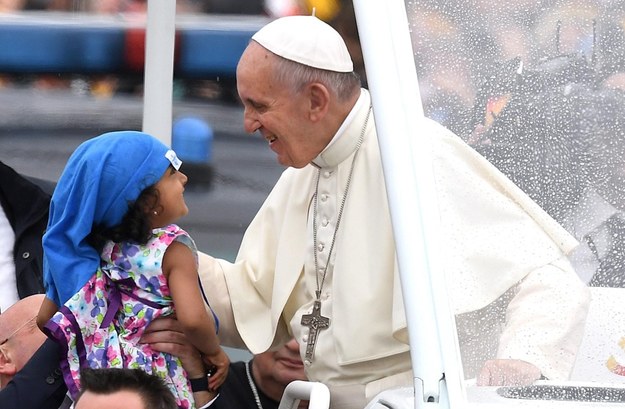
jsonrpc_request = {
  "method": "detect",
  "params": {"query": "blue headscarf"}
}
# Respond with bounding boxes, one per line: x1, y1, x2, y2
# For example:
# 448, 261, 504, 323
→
43, 131, 181, 306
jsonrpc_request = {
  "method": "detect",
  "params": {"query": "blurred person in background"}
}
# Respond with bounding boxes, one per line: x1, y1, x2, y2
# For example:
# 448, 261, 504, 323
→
0, 294, 48, 388
465, 50, 625, 288
0, 294, 69, 409
0, 162, 64, 409
0, 161, 51, 313
465, 54, 595, 227
0, 0, 24, 12
211, 338, 308, 409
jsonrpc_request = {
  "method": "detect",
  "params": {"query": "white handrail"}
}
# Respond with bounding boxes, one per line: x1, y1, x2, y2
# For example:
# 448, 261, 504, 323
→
278, 380, 330, 409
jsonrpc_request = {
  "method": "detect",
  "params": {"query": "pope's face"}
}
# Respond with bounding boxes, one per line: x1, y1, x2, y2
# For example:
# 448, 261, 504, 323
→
236, 42, 326, 168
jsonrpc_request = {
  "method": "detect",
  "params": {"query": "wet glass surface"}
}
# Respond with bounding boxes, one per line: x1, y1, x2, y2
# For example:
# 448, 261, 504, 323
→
404, 0, 625, 403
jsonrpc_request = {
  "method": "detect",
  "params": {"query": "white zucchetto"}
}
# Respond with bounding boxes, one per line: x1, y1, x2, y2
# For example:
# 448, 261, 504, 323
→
252, 15, 354, 73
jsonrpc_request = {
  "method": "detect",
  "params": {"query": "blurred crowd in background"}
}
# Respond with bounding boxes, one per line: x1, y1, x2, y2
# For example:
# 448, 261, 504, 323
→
406, 0, 625, 135
1, 0, 624, 128
0, 0, 362, 101
0, 0, 346, 18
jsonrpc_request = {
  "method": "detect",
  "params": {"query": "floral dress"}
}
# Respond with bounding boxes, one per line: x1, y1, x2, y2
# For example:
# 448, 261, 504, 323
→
45, 224, 199, 409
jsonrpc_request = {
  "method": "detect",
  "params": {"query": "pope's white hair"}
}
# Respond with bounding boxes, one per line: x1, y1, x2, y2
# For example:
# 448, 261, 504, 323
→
269, 49, 361, 102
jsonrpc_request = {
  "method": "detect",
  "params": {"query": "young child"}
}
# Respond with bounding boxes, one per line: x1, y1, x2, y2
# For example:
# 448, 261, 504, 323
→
36, 131, 229, 408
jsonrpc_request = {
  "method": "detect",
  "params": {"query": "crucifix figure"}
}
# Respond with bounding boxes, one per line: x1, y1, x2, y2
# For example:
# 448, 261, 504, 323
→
301, 299, 330, 364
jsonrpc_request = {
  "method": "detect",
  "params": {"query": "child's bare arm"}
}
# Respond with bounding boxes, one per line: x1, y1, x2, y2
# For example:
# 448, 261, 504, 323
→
164, 241, 230, 389
164, 241, 220, 354
36, 297, 58, 331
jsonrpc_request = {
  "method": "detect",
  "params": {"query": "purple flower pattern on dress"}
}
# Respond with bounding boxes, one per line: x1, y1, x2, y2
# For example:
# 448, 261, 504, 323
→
139, 274, 162, 295
90, 297, 106, 318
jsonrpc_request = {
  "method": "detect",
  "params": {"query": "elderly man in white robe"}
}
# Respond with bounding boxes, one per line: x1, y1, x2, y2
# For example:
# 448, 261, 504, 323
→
186, 15, 588, 409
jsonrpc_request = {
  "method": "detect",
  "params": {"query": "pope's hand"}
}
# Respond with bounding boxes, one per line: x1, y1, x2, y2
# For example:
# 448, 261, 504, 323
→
476, 359, 542, 386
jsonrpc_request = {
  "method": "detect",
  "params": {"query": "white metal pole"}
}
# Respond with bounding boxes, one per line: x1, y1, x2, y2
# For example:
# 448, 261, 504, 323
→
142, 0, 176, 145
352, 0, 452, 407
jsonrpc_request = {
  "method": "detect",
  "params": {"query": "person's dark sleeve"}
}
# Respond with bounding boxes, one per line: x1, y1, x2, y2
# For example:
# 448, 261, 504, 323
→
0, 339, 67, 409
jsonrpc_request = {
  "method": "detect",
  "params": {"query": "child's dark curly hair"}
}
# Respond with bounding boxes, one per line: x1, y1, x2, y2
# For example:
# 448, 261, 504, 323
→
87, 184, 162, 253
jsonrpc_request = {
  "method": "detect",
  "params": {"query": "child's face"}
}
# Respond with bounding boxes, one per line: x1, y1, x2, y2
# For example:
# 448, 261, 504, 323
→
151, 166, 189, 227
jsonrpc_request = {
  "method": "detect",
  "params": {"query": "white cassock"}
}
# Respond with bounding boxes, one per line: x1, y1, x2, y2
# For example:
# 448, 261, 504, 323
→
199, 89, 589, 403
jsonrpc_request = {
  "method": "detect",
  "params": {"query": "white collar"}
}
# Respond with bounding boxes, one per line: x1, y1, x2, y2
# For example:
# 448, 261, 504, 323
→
311, 89, 370, 168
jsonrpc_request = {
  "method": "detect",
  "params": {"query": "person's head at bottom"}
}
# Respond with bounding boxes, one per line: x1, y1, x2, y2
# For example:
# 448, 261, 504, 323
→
0, 294, 47, 388
73, 367, 177, 409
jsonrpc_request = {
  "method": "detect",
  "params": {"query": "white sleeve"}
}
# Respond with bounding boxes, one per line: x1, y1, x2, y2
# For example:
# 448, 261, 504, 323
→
496, 255, 590, 380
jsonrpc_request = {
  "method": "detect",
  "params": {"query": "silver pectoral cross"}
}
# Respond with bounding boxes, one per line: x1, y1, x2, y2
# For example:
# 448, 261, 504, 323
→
300, 300, 330, 364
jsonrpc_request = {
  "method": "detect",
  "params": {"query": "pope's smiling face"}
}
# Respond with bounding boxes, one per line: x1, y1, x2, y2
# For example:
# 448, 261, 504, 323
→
236, 42, 328, 169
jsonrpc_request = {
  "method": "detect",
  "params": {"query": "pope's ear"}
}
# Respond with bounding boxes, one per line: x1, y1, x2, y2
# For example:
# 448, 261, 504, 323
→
0, 346, 18, 376
307, 82, 330, 121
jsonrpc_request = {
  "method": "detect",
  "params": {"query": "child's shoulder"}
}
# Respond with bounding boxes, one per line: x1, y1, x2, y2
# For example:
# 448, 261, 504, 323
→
151, 224, 194, 247
155, 223, 186, 235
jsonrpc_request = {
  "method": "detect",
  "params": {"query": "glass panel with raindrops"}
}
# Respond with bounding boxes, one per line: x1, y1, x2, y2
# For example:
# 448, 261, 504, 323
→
404, 0, 625, 404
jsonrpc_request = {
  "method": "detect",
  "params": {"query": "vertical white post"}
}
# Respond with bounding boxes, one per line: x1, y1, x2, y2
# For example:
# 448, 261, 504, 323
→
142, 0, 176, 145
352, 0, 455, 407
